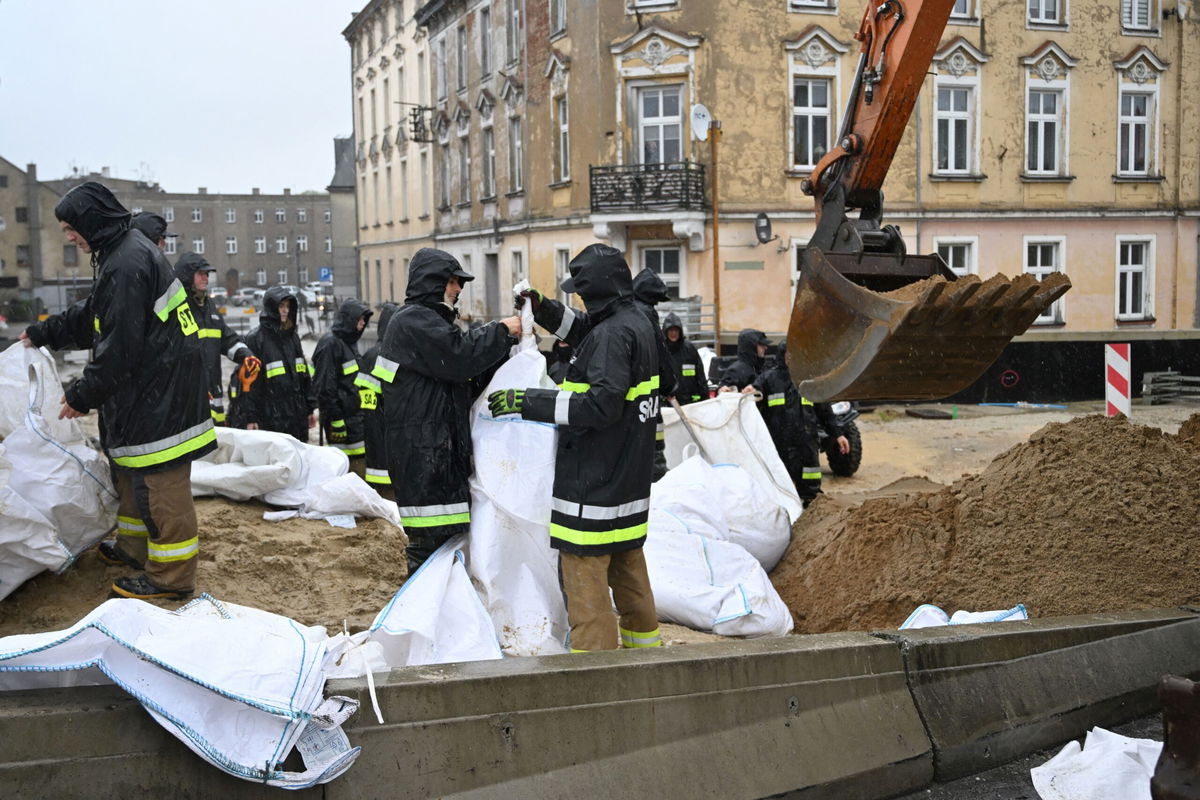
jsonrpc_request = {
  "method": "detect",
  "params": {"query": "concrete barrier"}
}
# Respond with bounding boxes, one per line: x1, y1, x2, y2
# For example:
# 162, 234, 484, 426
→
880, 607, 1200, 781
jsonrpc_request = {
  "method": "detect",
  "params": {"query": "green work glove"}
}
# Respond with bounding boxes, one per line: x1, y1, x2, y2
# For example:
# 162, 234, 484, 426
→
488, 388, 525, 417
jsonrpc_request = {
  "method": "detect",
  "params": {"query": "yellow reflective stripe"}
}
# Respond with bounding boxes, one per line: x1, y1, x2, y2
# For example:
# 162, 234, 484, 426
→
110, 426, 217, 469
802, 470, 822, 480
197, 328, 222, 339
147, 536, 199, 563
373, 357, 398, 383
266, 367, 286, 378
402, 512, 471, 528
354, 373, 382, 391
342, 359, 359, 375
335, 444, 366, 455
570, 648, 590, 654
294, 358, 309, 374
655, 430, 665, 441
681, 368, 696, 376
768, 397, 786, 407
365, 468, 392, 485
117, 515, 148, 535
561, 380, 590, 393
330, 419, 346, 429
210, 409, 227, 422
624, 375, 660, 401
549, 522, 648, 547
93, 316, 101, 333
154, 281, 187, 321
691, 394, 702, 401
801, 397, 814, 406
619, 627, 662, 648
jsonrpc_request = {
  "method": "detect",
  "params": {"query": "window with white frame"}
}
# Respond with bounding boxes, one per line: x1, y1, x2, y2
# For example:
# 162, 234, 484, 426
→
507, 0, 521, 63
254, 208, 264, 224
255, 236, 267, 254
934, 83, 975, 174
935, 238, 977, 277
1116, 237, 1153, 320
459, 136, 471, 204
298, 267, 308, 284
790, 0, 834, 9
550, 0, 566, 34
420, 151, 430, 215
275, 208, 286, 223
456, 25, 467, 90
511, 249, 526, 286
509, 116, 524, 192
278, 269, 289, 285
555, 247, 572, 304
1026, 89, 1065, 175
1028, 0, 1061, 24
225, 208, 236, 223
164, 238, 177, 256
1024, 238, 1065, 323
226, 236, 237, 255
256, 269, 267, 285
480, 7, 491, 75
192, 237, 205, 254
555, 96, 570, 181
297, 235, 308, 253
640, 246, 684, 299
950, 0, 972, 18
436, 37, 448, 100
482, 126, 496, 198
191, 208, 202, 223
400, 159, 410, 218
324, 208, 332, 223
440, 144, 451, 207
297, 208, 307, 223
638, 85, 682, 165
1118, 91, 1153, 176
1122, 0, 1153, 30
792, 78, 832, 169
324, 236, 332, 253
276, 237, 288, 254
163, 207, 174, 223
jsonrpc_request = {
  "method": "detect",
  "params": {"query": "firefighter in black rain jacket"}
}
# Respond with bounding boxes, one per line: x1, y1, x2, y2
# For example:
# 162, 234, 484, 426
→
719, 328, 771, 391
356, 301, 400, 497
662, 312, 708, 404
174, 252, 257, 424
372, 249, 520, 573
631, 269, 678, 481
313, 299, 373, 471
21, 182, 214, 601
238, 287, 316, 441
758, 343, 849, 506
490, 244, 662, 653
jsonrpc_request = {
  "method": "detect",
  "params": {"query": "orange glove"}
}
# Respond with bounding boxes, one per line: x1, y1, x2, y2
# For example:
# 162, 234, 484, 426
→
239, 357, 261, 393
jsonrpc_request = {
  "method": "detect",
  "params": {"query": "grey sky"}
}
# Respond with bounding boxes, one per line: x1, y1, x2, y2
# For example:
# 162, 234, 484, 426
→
0, 0, 364, 194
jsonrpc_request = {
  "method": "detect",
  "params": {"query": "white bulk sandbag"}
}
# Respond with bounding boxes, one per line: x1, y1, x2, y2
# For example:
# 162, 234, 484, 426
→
900, 603, 1029, 629
1031, 726, 1162, 800
191, 426, 347, 503
0, 345, 117, 601
662, 393, 803, 523
644, 510, 793, 637
652, 455, 791, 571
0, 595, 360, 788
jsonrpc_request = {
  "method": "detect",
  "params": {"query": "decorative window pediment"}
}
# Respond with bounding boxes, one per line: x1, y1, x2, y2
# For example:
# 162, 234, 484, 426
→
499, 73, 524, 110
393, 43, 405, 59
1020, 41, 1078, 83
783, 26, 849, 70
454, 99, 471, 133
434, 109, 451, 144
1114, 46, 1168, 85
379, 55, 390, 70
544, 49, 571, 95
934, 36, 991, 77
367, 67, 377, 80
475, 89, 496, 119
355, 77, 365, 90
610, 25, 701, 75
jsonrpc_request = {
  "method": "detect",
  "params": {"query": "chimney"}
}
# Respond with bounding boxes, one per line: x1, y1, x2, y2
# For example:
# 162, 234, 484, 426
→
25, 164, 37, 180
198, 187, 208, 194
283, 188, 292, 196
101, 166, 110, 177
252, 187, 260, 195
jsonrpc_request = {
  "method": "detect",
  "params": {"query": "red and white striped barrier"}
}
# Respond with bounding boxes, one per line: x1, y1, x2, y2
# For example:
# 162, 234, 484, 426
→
1105, 343, 1131, 418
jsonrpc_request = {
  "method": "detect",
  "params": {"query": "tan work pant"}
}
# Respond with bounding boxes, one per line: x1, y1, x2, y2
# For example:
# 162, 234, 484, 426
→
560, 548, 661, 652
112, 463, 199, 592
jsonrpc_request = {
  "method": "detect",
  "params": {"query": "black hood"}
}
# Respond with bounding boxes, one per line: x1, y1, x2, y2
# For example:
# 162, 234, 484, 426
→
405, 247, 474, 306
662, 311, 686, 350
173, 252, 215, 287
632, 269, 670, 306
130, 211, 168, 244
553, 339, 574, 363
561, 243, 633, 313
261, 286, 297, 328
333, 298, 372, 344
737, 328, 770, 366
54, 182, 131, 255
375, 301, 401, 340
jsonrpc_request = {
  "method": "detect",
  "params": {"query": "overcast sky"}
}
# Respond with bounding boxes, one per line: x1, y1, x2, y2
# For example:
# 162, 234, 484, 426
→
0, 0, 365, 194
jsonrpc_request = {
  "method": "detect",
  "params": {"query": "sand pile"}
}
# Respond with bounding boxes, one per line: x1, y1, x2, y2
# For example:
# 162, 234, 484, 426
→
772, 413, 1200, 633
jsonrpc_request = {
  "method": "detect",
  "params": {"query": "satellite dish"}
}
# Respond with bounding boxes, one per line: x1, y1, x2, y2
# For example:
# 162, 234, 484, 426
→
754, 213, 773, 245
690, 104, 712, 142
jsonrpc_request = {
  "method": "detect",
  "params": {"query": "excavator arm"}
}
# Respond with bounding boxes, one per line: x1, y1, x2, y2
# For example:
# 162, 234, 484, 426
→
786, 0, 1070, 402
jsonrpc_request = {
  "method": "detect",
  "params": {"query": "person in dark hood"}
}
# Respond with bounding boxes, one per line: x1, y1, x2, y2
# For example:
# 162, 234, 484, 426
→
237, 286, 315, 441
174, 252, 257, 425
20, 182, 214, 601
130, 212, 171, 251
630, 269, 678, 481
313, 298, 373, 473
719, 328, 771, 392
490, 243, 662, 653
662, 312, 708, 404
757, 342, 849, 506
546, 339, 573, 384
372, 248, 520, 572
355, 301, 400, 498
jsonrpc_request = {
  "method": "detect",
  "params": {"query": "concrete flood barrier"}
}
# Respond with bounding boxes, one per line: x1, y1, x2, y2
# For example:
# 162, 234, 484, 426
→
1, 609, 1198, 798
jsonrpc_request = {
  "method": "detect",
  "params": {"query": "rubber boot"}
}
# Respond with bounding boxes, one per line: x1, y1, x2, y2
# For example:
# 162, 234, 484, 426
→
1152, 675, 1200, 800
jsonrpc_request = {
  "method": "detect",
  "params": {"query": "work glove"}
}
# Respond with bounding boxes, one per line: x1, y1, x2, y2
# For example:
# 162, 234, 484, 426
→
488, 388, 525, 417
515, 288, 543, 314
242, 355, 262, 372
328, 420, 347, 443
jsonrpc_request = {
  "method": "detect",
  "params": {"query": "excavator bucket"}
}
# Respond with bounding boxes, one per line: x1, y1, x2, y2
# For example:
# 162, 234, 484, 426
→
786, 247, 1071, 402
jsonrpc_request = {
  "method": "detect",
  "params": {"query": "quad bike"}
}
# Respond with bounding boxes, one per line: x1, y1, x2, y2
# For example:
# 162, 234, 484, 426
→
819, 401, 862, 477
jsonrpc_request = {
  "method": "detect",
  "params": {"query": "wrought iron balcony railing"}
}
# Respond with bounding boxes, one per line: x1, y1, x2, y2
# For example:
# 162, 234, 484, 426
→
589, 161, 708, 213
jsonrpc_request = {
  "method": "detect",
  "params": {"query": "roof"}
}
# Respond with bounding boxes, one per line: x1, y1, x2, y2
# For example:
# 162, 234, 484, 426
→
328, 136, 356, 191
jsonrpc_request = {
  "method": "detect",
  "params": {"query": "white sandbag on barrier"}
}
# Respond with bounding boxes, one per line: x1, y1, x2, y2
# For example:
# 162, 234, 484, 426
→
0, 595, 360, 788
661, 393, 803, 524
0, 345, 117, 601
1031, 726, 1161, 800
900, 603, 1029, 629
644, 509, 793, 637
651, 455, 792, 571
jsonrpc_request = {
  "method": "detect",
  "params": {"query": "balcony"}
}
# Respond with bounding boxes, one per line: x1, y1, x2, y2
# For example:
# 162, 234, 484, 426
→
589, 161, 707, 213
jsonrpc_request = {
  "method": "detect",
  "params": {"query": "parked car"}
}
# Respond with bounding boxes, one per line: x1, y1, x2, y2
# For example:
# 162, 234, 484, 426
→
305, 280, 332, 296
231, 288, 259, 306
209, 287, 228, 304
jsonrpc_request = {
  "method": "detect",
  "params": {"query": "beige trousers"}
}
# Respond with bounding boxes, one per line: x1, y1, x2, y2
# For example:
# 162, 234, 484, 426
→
560, 548, 661, 652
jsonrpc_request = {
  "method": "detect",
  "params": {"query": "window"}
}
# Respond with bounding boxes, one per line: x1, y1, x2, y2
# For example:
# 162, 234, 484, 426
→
440, 144, 452, 208
555, 247, 572, 304
297, 208, 307, 223
226, 236, 237, 254
479, 7, 491, 75
225, 208, 236, 223
556, 96, 570, 181
275, 208, 286, 223
324, 236, 333, 253
1024, 238, 1065, 323
792, 78, 831, 169
638, 86, 682, 165
511, 249, 526, 285
507, 0, 521, 63
456, 26, 467, 90
191, 208, 202, 223
14, 207, 27, 223
16, 245, 30, 267
0, 175, 6, 187
1028, 0, 1061, 24
299, 267, 309, 284
951, 0, 972, 18
63, 245, 78, 267
255, 236, 267, 254
400, 159, 410, 218
550, 0, 566, 33
508, 116, 523, 191
420, 152, 430, 216
386, 166, 394, 221
1118, 91, 1152, 176
296, 235, 308, 252
436, 37, 448, 100
482, 127, 496, 198
935, 85, 974, 174
164, 238, 177, 256
278, 269, 289, 284
256, 268, 267, 285
324, 208, 332, 223
789, 0, 834, 8
192, 237, 205, 254
459, 137, 471, 204
370, 88, 378, 136
276, 237, 288, 254
1116, 238, 1153, 320
163, 207, 174, 223
254, 208, 264, 224
641, 247, 683, 299
383, 79, 391, 129
935, 238, 977, 277
1026, 90, 1064, 175
1122, 0, 1152, 29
